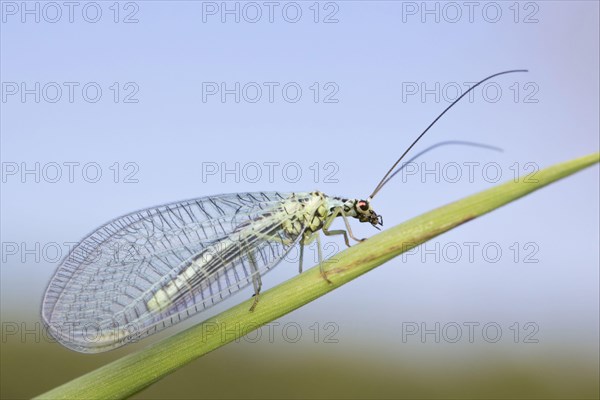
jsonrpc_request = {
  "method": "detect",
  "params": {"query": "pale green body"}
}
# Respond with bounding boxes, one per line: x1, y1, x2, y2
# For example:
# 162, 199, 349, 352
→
147, 191, 378, 313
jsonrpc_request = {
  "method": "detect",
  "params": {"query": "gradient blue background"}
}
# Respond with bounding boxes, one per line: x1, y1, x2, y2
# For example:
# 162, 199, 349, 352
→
1, 1, 599, 398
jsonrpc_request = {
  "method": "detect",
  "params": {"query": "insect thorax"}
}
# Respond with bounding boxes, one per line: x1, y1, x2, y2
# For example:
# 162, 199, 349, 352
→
282, 192, 359, 238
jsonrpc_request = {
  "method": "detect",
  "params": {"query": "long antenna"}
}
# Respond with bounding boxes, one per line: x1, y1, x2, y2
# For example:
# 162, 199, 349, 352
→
378, 140, 503, 189
368, 69, 528, 200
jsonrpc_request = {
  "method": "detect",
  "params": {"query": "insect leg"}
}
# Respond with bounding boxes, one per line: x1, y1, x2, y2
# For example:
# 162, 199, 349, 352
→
301, 231, 333, 284
248, 249, 262, 312
299, 242, 304, 274
322, 207, 365, 246
340, 212, 366, 243
315, 234, 333, 285
322, 210, 351, 247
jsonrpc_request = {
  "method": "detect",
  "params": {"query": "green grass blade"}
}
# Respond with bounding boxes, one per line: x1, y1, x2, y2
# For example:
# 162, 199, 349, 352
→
35, 152, 599, 400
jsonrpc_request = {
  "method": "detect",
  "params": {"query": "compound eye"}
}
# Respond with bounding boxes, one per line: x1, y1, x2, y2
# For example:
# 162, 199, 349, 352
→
357, 200, 369, 212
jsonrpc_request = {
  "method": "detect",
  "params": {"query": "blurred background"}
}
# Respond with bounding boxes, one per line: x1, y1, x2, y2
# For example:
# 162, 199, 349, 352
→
1, 1, 598, 398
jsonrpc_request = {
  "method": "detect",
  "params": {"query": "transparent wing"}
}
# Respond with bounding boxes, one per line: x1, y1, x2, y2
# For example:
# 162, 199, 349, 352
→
42, 191, 310, 353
